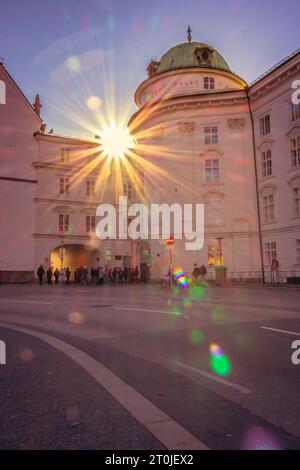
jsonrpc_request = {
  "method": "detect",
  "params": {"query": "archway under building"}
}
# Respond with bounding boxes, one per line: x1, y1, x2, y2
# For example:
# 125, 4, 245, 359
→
50, 244, 100, 278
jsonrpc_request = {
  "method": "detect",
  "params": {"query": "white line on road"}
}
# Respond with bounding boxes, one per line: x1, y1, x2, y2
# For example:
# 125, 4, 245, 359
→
0, 321, 209, 450
0, 299, 54, 305
114, 306, 172, 315
167, 359, 253, 395
261, 326, 300, 337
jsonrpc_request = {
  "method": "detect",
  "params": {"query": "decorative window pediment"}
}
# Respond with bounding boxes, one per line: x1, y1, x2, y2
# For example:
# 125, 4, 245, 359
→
52, 205, 76, 214
288, 174, 300, 186
200, 147, 224, 157
257, 137, 274, 150
286, 124, 300, 138
259, 183, 277, 195
202, 190, 224, 201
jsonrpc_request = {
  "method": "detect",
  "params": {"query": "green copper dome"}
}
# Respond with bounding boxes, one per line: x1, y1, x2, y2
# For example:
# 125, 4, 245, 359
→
156, 41, 231, 75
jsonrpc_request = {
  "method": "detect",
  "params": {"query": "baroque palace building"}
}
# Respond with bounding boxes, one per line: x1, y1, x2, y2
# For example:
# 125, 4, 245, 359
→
0, 32, 300, 282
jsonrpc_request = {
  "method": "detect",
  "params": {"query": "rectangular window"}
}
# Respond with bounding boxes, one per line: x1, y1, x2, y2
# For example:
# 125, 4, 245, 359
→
58, 214, 69, 233
86, 180, 95, 197
290, 137, 300, 167
60, 148, 70, 163
86, 215, 96, 233
208, 244, 216, 266
204, 77, 215, 90
261, 149, 272, 177
291, 103, 300, 122
262, 194, 274, 223
206, 201, 221, 225
204, 126, 218, 145
59, 176, 70, 194
205, 159, 220, 182
296, 239, 300, 264
259, 114, 271, 136
123, 182, 133, 199
265, 242, 277, 265
293, 187, 300, 217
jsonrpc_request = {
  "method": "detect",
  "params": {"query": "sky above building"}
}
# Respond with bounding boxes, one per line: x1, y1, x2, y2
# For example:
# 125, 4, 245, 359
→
1, 0, 299, 138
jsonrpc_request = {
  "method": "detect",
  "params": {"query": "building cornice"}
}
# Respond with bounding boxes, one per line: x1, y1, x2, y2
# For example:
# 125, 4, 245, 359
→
34, 197, 102, 206
134, 66, 247, 107
32, 161, 102, 176
129, 90, 248, 129
34, 132, 99, 146
249, 52, 300, 101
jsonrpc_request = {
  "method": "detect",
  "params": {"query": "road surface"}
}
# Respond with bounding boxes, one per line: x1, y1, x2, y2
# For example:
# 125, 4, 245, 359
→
0, 282, 300, 450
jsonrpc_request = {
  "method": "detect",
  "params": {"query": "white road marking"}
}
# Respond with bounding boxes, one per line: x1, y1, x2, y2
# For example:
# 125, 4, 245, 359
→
261, 326, 300, 337
167, 359, 253, 395
0, 299, 54, 305
0, 321, 209, 450
114, 306, 172, 315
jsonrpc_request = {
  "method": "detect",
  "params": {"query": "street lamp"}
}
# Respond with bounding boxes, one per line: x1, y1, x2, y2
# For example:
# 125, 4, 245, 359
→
166, 235, 175, 287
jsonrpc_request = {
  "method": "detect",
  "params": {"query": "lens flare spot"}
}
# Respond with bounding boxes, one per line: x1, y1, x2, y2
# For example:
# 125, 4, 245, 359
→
242, 426, 281, 450
172, 307, 181, 316
66, 56, 81, 73
189, 329, 204, 346
86, 95, 102, 110
68, 312, 86, 325
20, 347, 34, 362
211, 307, 225, 323
210, 343, 231, 376
182, 297, 191, 308
190, 286, 204, 300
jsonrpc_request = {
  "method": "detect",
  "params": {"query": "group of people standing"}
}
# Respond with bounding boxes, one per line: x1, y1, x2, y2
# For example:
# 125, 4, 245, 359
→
36, 264, 141, 285
36, 265, 71, 285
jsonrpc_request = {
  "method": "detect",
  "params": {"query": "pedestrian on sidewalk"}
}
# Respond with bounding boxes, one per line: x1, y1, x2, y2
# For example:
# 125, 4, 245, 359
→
46, 266, 53, 285
37, 265, 45, 285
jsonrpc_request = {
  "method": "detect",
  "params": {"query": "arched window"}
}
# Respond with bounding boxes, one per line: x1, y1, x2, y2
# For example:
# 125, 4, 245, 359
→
203, 76, 215, 90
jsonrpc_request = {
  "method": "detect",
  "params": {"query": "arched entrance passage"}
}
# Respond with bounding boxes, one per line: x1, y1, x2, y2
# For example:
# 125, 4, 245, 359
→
50, 244, 100, 277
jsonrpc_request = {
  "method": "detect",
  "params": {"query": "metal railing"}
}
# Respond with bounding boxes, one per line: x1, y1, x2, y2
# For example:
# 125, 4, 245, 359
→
205, 269, 300, 285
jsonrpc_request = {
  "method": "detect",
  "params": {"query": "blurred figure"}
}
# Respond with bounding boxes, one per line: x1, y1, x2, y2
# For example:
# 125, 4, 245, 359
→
54, 267, 59, 284
134, 266, 139, 282
65, 267, 71, 285
37, 265, 45, 285
193, 263, 201, 286
82, 266, 89, 285
46, 266, 53, 285
59, 267, 66, 284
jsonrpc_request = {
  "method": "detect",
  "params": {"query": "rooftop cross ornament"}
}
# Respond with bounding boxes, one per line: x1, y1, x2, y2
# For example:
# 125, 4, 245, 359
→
187, 25, 192, 43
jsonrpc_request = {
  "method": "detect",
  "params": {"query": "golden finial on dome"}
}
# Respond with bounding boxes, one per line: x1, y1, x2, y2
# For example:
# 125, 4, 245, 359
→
187, 25, 192, 42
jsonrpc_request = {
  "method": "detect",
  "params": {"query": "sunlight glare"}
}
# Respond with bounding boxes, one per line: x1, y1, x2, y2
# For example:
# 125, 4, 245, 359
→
99, 125, 136, 160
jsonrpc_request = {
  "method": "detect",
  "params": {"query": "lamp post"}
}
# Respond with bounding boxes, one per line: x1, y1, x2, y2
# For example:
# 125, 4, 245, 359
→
166, 235, 174, 288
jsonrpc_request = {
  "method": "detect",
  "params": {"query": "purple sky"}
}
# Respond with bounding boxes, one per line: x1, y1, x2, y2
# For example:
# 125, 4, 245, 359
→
1, 0, 299, 137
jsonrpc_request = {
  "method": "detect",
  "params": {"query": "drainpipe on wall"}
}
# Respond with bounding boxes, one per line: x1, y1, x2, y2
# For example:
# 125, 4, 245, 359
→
246, 86, 265, 284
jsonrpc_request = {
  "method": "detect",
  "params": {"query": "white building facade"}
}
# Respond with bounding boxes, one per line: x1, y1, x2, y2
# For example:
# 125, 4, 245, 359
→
0, 37, 300, 282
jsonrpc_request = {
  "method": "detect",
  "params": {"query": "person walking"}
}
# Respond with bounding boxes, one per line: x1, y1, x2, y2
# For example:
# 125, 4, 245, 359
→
54, 268, 59, 284
46, 266, 53, 285
81, 266, 89, 285
99, 267, 104, 285
199, 264, 207, 282
59, 267, 66, 284
134, 266, 139, 283
37, 265, 45, 285
65, 267, 71, 285
193, 263, 201, 286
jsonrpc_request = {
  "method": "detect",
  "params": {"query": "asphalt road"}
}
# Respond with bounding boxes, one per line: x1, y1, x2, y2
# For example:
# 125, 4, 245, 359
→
0, 282, 300, 450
